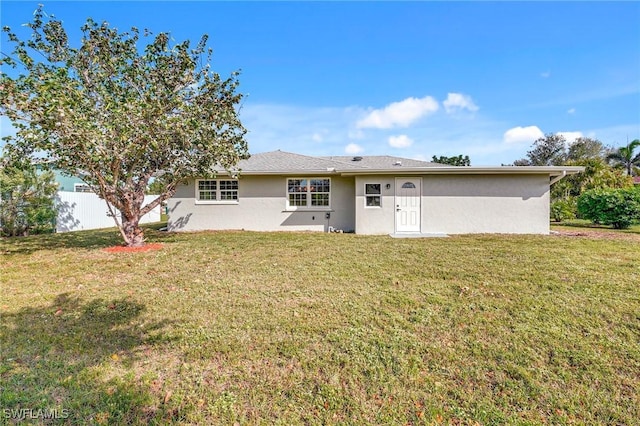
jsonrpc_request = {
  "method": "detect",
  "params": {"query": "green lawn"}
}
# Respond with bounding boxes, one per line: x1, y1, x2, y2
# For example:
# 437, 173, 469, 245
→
1, 225, 639, 425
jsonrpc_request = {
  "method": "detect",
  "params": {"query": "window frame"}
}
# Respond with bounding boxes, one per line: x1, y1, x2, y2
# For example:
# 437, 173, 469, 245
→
286, 177, 332, 211
195, 178, 239, 204
74, 183, 93, 193
364, 183, 382, 208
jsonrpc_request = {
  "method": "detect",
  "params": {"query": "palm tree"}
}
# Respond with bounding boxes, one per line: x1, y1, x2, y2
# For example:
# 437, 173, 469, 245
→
607, 139, 640, 176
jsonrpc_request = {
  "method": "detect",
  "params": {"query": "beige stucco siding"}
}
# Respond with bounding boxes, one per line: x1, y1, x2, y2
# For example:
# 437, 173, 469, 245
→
354, 176, 396, 235
168, 175, 355, 232
355, 174, 550, 235
421, 175, 550, 234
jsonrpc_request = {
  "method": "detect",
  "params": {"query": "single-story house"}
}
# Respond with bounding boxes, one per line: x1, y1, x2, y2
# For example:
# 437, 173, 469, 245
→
167, 150, 583, 235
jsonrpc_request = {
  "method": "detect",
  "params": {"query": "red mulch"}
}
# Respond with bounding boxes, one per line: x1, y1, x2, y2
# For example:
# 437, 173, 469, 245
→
103, 243, 164, 253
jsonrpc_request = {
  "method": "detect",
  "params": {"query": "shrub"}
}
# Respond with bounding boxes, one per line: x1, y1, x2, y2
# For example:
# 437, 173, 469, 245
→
0, 162, 58, 236
577, 187, 640, 229
550, 198, 577, 222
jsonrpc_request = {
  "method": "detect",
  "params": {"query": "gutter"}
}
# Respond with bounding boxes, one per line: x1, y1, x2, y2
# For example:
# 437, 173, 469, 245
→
549, 170, 567, 185
211, 166, 585, 178
338, 166, 585, 177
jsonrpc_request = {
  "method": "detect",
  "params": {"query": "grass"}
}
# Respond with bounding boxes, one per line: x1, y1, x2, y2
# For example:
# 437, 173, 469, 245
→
552, 219, 640, 235
1, 224, 639, 425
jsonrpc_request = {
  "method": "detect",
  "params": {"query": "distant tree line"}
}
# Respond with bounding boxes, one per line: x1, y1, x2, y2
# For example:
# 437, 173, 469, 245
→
432, 155, 471, 166
512, 134, 640, 228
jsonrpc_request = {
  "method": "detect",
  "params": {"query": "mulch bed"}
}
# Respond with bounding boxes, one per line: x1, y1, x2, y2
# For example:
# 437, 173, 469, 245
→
103, 243, 164, 253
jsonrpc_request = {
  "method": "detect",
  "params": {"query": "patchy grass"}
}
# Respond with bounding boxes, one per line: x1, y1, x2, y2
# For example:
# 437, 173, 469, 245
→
552, 219, 640, 234
1, 226, 639, 424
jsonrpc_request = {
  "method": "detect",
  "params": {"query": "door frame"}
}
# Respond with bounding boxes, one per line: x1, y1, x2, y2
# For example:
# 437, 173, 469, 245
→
394, 177, 422, 233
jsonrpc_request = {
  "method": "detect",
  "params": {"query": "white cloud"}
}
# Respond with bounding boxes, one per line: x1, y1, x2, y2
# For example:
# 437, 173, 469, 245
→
388, 134, 414, 149
567, 108, 576, 114
356, 96, 439, 129
540, 71, 551, 78
311, 132, 323, 142
503, 125, 544, 145
344, 143, 364, 154
443, 93, 479, 114
239, 102, 583, 166
556, 131, 583, 143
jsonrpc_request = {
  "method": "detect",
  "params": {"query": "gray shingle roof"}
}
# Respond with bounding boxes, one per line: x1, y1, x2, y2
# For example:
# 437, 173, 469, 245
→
235, 151, 362, 172
233, 150, 442, 173
322, 155, 442, 169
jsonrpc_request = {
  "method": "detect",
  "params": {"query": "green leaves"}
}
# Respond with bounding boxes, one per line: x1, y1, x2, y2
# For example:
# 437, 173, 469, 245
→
607, 139, 640, 176
577, 187, 640, 229
431, 155, 471, 166
1, 5, 248, 246
0, 158, 58, 236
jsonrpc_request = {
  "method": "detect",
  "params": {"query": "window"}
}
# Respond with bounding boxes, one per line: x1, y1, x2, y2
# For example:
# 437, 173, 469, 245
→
402, 182, 416, 189
196, 179, 238, 203
74, 183, 93, 193
219, 180, 239, 200
365, 183, 381, 207
287, 178, 330, 209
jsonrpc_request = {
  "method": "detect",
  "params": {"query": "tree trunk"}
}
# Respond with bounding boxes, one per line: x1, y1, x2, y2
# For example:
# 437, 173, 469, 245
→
122, 214, 144, 247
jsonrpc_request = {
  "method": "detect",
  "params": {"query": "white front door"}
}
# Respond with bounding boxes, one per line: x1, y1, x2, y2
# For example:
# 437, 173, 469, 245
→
395, 178, 421, 233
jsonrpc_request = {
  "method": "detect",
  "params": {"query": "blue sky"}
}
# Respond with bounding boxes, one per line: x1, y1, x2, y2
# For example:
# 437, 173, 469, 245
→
1, 1, 639, 165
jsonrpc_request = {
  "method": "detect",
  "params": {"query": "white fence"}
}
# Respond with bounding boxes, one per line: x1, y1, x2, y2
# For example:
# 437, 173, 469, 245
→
55, 192, 162, 232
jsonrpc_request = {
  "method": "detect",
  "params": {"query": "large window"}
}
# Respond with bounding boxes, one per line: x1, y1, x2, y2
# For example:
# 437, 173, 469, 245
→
365, 183, 381, 207
196, 179, 238, 203
287, 178, 330, 209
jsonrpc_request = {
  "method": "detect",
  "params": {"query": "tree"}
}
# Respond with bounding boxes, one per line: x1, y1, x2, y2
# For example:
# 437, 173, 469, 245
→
0, 157, 58, 236
551, 136, 632, 202
514, 133, 567, 166
431, 155, 471, 166
607, 139, 640, 176
553, 158, 632, 199
566, 137, 609, 162
0, 7, 248, 246
146, 178, 166, 195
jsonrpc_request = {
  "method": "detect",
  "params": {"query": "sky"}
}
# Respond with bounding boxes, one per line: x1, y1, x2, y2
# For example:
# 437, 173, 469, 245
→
1, 1, 639, 165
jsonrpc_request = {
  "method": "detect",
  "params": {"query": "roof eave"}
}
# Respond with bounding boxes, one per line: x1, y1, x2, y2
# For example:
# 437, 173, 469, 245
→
215, 169, 340, 176
338, 166, 585, 176
213, 166, 585, 177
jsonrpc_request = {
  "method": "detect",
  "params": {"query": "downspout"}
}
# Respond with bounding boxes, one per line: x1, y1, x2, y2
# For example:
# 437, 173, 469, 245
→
549, 170, 567, 186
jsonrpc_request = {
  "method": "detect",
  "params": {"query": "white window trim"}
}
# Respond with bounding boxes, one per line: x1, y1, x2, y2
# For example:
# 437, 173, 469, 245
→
364, 182, 382, 208
74, 183, 93, 193
195, 178, 239, 205
285, 177, 332, 211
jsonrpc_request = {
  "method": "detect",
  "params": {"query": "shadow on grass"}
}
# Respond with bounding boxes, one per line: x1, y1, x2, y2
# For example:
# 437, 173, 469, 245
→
0, 223, 175, 255
0, 293, 182, 424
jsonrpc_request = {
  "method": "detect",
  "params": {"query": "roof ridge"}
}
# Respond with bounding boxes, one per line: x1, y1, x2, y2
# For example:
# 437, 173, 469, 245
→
320, 154, 441, 168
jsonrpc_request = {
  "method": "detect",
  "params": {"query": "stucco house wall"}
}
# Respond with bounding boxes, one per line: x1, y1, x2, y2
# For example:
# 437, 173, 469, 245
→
420, 174, 550, 234
355, 174, 550, 234
168, 175, 356, 232
354, 176, 396, 235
